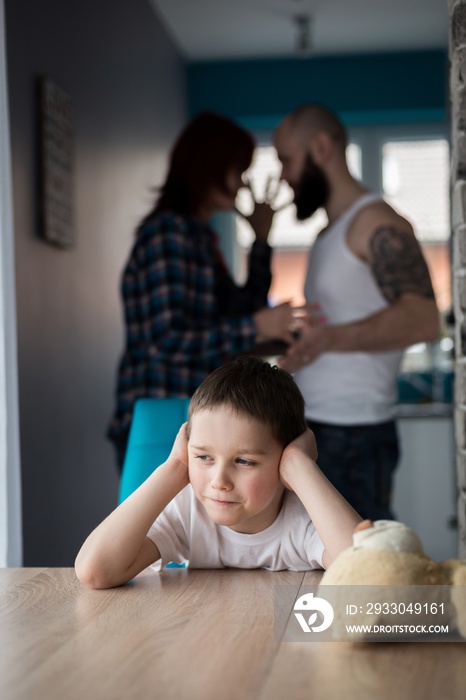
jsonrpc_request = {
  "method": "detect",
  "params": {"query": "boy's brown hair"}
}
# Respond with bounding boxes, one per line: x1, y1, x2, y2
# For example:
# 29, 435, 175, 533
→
188, 356, 307, 446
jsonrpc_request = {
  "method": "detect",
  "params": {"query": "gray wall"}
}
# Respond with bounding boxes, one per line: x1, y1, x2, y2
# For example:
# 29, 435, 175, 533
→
5, 0, 187, 565
450, 0, 466, 557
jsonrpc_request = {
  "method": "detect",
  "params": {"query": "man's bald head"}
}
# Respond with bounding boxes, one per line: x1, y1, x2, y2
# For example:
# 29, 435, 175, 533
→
283, 104, 347, 154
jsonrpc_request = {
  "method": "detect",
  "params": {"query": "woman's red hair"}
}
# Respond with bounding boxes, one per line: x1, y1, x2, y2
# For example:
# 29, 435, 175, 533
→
150, 112, 255, 217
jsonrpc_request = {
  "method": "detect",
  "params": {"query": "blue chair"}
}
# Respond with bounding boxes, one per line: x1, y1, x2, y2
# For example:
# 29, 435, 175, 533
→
119, 397, 190, 504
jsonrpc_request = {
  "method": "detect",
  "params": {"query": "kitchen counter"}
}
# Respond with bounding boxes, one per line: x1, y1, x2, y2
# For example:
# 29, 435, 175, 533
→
396, 402, 453, 418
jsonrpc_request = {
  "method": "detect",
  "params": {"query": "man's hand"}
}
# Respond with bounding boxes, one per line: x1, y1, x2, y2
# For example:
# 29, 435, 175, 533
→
279, 428, 318, 491
278, 311, 329, 372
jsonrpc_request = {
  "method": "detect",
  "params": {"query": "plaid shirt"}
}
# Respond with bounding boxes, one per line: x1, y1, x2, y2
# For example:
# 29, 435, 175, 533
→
108, 211, 272, 444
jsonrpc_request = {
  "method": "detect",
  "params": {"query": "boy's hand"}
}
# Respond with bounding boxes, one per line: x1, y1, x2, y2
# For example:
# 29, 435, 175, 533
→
279, 428, 318, 490
167, 423, 190, 484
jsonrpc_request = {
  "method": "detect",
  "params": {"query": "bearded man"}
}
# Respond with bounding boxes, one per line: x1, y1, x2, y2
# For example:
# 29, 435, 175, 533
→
274, 104, 439, 520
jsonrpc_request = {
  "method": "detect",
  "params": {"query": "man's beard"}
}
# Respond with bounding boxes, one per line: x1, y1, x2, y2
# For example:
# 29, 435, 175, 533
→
293, 155, 330, 221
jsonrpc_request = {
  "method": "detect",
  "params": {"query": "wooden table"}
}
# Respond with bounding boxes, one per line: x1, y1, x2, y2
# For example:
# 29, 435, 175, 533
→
1, 567, 465, 700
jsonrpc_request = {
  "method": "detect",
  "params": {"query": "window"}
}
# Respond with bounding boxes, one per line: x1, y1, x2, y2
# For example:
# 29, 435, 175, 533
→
381, 138, 450, 312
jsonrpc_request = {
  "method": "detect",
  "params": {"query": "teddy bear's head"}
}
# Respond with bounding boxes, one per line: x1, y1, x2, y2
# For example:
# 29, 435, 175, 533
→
320, 519, 439, 587
352, 519, 424, 554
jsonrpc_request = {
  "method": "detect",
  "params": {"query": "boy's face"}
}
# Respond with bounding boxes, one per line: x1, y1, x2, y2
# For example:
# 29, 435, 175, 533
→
187, 407, 285, 534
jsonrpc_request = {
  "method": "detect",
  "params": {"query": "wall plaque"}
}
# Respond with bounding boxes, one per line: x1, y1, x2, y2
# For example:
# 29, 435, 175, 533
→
39, 77, 75, 248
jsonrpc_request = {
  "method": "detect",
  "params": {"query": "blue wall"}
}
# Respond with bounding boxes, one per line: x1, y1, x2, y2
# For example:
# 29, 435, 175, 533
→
188, 50, 448, 129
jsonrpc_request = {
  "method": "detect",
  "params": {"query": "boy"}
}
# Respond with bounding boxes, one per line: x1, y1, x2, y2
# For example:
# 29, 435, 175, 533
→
76, 357, 362, 588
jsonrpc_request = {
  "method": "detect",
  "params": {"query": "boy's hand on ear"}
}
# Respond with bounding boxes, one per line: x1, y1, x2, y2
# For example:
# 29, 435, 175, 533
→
168, 423, 190, 485
279, 428, 318, 490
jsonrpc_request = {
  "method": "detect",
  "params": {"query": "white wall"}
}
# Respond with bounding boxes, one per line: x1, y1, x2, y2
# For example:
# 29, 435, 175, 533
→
0, 0, 21, 566
393, 414, 457, 560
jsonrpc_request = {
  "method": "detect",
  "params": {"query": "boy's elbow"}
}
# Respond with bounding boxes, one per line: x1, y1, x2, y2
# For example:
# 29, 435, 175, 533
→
75, 553, 118, 590
75, 568, 111, 590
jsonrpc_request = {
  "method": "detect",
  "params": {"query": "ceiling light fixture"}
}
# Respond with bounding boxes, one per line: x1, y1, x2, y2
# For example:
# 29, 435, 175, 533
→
294, 14, 312, 56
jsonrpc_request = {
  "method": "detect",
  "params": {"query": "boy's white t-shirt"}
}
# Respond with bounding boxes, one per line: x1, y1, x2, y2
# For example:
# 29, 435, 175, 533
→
147, 486, 325, 571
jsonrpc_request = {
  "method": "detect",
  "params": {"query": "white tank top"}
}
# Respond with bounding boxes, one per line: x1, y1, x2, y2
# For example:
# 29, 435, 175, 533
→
294, 193, 403, 425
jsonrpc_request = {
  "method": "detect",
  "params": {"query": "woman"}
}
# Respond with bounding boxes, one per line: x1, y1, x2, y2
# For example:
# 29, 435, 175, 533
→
108, 112, 295, 470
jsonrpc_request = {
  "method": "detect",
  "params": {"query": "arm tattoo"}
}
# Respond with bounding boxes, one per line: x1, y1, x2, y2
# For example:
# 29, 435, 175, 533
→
369, 226, 435, 304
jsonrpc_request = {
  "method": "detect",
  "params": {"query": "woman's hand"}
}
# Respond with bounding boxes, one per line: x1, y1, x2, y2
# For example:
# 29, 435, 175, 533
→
236, 175, 292, 244
253, 302, 309, 346
253, 302, 296, 344
243, 200, 276, 243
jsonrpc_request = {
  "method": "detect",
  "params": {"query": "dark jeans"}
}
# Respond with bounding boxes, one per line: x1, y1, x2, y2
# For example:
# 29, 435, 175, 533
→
306, 419, 400, 521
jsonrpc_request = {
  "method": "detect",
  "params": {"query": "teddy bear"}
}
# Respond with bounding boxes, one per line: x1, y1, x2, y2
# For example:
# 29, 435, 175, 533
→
317, 519, 466, 641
